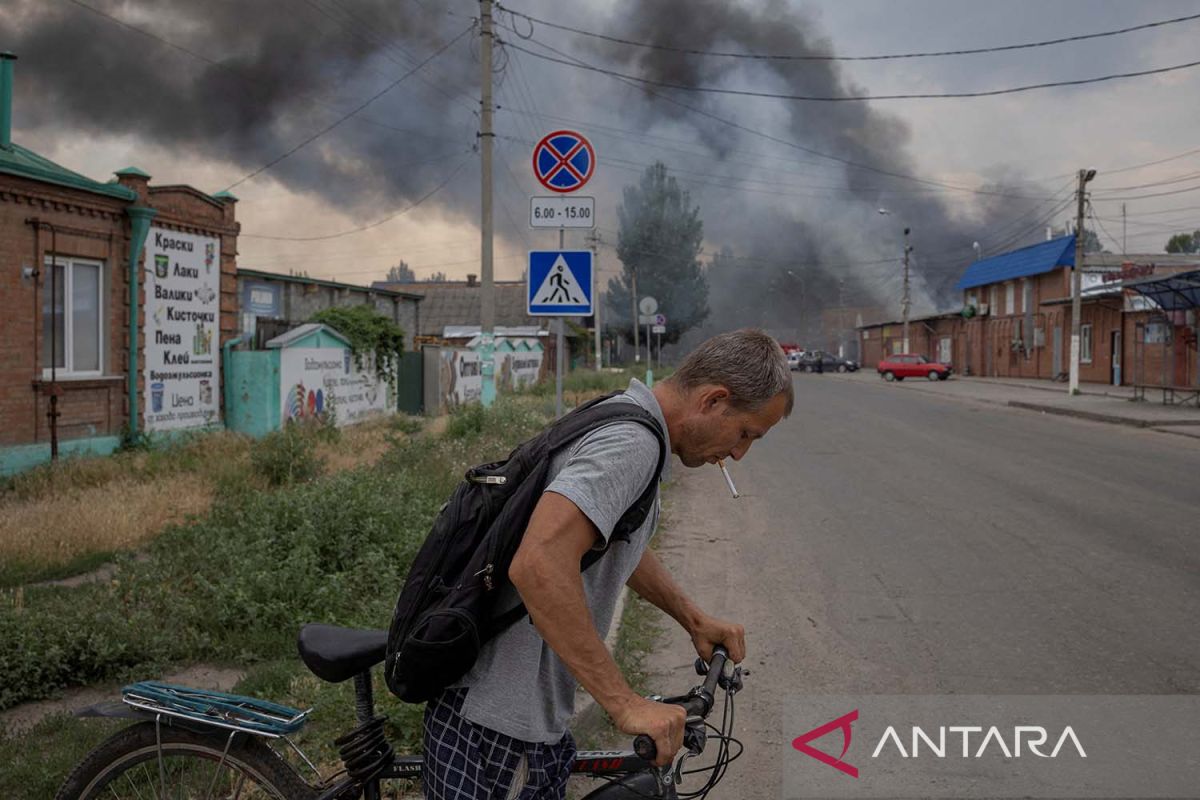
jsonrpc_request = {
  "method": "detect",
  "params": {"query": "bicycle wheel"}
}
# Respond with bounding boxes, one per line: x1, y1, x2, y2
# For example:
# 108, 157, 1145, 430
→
56, 721, 318, 800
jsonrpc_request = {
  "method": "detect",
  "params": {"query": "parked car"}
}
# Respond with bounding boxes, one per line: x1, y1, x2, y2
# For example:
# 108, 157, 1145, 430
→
787, 351, 804, 371
877, 354, 952, 382
799, 350, 859, 374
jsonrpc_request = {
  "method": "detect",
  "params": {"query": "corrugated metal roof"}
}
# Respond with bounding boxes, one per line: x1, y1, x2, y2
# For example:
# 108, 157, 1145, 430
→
377, 282, 548, 336
0, 143, 137, 201
956, 235, 1075, 292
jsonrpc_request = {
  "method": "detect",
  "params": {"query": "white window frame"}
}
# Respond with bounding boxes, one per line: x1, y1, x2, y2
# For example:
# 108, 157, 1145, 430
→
1080, 323, 1093, 364
42, 255, 105, 378
990, 284, 999, 315
1005, 282, 1016, 316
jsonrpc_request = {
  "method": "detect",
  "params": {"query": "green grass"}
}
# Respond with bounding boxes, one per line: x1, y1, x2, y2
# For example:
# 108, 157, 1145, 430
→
0, 372, 664, 798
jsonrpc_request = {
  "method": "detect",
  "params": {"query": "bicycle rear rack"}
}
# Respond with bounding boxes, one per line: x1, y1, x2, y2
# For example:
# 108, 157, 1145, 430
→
122, 681, 311, 738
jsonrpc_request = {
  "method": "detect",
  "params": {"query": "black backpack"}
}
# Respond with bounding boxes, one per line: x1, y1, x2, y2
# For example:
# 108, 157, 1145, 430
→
384, 391, 668, 703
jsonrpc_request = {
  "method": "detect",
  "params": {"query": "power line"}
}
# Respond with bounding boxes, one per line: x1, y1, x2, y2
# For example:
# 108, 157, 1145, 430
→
494, 24, 1062, 201
1087, 201, 1124, 252
498, 5, 1200, 63
502, 38, 1200, 102
1092, 183, 1200, 202
240, 153, 471, 241
299, 0, 479, 116
1093, 170, 1200, 193
223, 24, 474, 191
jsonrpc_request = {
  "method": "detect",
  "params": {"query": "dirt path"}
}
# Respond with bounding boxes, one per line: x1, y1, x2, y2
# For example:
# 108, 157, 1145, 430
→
0, 664, 244, 737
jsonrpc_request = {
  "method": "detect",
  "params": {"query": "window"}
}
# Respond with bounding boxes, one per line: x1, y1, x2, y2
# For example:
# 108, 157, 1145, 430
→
990, 284, 999, 314
1023, 280, 1033, 316
1005, 282, 1016, 316
1080, 324, 1093, 364
42, 256, 104, 376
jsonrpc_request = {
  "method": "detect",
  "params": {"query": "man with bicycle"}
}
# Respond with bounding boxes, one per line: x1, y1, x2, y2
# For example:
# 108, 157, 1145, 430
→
424, 329, 793, 799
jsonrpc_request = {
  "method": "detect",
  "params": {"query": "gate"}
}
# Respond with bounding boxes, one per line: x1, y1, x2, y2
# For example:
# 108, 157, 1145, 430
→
395, 350, 424, 415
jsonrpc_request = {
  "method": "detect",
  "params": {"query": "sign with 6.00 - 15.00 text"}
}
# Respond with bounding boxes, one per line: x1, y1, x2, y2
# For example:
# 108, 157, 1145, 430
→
143, 227, 221, 432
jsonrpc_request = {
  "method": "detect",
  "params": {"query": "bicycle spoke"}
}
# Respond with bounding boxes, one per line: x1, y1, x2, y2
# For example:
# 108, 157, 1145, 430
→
230, 773, 247, 800
119, 767, 147, 800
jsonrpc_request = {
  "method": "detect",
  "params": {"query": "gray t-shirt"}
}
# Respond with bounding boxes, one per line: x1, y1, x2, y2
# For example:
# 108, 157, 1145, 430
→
457, 379, 671, 743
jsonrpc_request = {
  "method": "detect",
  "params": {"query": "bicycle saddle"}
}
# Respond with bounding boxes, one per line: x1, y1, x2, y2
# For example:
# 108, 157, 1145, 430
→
298, 623, 388, 683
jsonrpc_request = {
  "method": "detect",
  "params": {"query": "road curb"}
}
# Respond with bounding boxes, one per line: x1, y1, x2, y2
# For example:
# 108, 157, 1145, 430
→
1006, 400, 1153, 427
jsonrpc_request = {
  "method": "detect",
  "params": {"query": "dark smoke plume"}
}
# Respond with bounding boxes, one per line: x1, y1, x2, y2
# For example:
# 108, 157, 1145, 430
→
3, 0, 478, 209
4, 0, 1058, 336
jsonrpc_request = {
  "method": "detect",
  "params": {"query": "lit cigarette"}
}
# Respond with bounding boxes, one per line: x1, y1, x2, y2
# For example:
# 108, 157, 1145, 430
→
717, 459, 739, 499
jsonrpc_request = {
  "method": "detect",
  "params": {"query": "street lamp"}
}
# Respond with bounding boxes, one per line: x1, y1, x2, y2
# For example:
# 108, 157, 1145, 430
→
878, 209, 913, 353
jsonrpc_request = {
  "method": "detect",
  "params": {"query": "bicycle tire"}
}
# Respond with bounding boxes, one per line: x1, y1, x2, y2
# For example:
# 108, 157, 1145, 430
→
55, 720, 319, 800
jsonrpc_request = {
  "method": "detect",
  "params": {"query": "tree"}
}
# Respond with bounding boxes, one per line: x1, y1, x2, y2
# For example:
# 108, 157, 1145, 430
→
1165, 231, 1200, 254
1051, 226, 1106, 254
605, 162, 709, 345
386, 261, 416, 282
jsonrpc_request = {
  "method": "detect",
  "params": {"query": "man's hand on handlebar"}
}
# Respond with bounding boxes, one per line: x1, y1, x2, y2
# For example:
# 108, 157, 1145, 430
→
689, 612, 746, 664
610, 695, 686, 768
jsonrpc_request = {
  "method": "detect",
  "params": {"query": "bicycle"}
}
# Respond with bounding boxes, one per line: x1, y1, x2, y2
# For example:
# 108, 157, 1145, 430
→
56, 623, 746, 799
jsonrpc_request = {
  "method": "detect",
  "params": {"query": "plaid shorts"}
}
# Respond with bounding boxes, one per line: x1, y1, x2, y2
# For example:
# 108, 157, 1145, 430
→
423, 688, 577, 800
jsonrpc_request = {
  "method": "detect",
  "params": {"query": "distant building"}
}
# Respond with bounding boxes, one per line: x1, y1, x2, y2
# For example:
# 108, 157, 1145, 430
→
856, 235, 1199, 388
372, 274, 550, 342
237, 269, 423, 349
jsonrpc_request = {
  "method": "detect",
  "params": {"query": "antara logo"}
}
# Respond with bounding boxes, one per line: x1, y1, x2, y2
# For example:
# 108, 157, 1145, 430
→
792, 710, 859, 778
792, 710, 1087, 779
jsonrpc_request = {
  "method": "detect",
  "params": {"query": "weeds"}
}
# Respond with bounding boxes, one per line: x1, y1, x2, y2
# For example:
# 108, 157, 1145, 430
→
250, 422, 326, 486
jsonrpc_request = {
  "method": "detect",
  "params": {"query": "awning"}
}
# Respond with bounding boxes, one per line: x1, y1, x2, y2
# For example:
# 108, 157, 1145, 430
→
1123, 269, 1200, 311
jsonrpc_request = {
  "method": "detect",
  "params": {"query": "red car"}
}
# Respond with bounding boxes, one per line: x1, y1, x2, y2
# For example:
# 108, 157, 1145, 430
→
877, 354, 952, 382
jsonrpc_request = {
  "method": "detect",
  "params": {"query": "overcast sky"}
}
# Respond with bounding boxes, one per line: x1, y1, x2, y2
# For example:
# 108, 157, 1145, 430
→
7, 0, 1200, 315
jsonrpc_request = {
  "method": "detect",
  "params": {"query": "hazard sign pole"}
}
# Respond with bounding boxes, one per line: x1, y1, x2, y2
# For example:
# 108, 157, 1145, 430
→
555, 227, 565, 418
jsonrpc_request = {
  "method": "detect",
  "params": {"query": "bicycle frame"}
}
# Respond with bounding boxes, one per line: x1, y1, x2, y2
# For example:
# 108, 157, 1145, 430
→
372, 751, 675, 799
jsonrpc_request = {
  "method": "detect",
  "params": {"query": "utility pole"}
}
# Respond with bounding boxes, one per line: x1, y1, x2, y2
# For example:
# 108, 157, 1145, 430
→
631, 267, 640, 363
588, 230, 602, 370
1122, 202, 1127, 253
1068, 168, 1097, 395
478, 0, 496, 407
902, 227, 912, 353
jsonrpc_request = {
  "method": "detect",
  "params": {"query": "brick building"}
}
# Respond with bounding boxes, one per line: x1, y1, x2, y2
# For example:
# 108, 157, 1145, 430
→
857, 235, 1199, 387
0, 53, 239, 474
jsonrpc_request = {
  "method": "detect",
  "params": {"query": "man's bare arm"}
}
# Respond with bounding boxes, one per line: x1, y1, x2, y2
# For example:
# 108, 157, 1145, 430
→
508, 491, 684, 766
626, 548, 704, 633
627, 548, 747, 663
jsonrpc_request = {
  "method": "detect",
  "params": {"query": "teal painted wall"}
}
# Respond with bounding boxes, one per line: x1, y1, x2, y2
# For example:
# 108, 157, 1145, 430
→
226, 350, 280, 438
0, 436, 122, 477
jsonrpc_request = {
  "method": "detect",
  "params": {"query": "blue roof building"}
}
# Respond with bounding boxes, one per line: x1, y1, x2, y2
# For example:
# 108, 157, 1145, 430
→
956, 235, 1075, 292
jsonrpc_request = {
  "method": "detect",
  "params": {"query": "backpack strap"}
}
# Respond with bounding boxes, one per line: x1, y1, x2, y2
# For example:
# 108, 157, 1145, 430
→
488, 396, 668, 634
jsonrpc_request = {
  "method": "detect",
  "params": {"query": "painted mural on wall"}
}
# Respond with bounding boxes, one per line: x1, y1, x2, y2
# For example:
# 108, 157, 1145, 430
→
279, 348, 394, 427
439, 349, 481, 412
497, 348, 543, 389
143, 227, 221, 431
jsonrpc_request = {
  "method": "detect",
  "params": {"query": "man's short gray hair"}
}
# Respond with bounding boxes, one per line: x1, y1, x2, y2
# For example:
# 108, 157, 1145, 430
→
670, 328, 793, 416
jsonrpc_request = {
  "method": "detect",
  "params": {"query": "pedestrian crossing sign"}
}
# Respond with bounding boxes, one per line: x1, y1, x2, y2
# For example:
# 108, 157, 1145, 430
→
527, 251, 594, 316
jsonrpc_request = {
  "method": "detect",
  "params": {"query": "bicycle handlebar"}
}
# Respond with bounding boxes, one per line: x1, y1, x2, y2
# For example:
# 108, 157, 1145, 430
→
632, 646, 729, 763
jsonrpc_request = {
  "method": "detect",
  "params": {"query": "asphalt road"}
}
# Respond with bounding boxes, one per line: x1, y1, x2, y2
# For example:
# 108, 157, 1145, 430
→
636, 373, 1200, 799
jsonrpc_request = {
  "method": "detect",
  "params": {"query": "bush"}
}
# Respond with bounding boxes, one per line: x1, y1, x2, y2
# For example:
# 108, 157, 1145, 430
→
251, 422, 325, 486
445, 402, 488, 439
